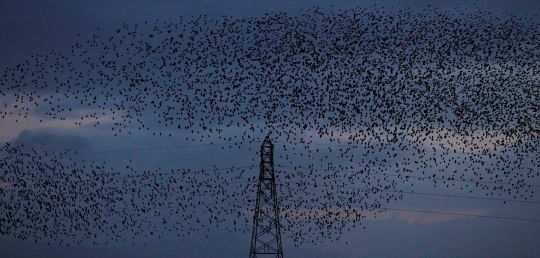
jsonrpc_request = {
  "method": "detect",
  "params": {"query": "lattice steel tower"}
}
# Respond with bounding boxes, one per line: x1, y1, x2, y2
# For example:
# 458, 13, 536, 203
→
249, 136, 284, 258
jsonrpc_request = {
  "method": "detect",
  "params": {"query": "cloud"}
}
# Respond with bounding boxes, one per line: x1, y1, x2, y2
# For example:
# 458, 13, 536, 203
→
9, 129, 91, 153
0, 97, 122, 143
302, 123, 527, 157
406, 128, 529, 154
386, 207, 486, 224
283, 202, 488, 225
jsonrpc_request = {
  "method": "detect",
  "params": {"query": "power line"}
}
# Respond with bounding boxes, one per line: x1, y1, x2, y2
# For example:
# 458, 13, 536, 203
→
341, 186, 540, 204
278, 200, 540, 223
2, 165, 257, 189
275, 164, 540, 188
58, 141, 255, 156
3, 140, 540, 224
4, 164, 538, 207
112, 165, 256, 180
9, 138, 539, 160
277, 180, 539, 204
379, 207, 540, 222
87, 200, 248, 216
6, 178, 539, 210
274, 140, 540, 159
26, 193, 540, 223
4, 176, 539, 224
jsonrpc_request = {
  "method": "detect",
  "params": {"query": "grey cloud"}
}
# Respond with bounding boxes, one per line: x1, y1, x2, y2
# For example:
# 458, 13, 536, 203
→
10, 128, 91, 153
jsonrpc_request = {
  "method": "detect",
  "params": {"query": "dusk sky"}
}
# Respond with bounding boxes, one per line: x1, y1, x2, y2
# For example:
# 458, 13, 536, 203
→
1, 0, 540, 257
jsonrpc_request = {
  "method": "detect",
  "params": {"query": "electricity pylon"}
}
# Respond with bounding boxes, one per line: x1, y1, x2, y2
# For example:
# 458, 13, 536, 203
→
249, 135, 284, 258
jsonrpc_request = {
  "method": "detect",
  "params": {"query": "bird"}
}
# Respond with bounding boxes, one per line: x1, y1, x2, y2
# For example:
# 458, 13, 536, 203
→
0, 3, 538, 247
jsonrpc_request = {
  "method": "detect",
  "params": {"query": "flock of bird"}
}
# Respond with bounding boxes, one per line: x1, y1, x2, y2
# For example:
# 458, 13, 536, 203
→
0, 4, 539, 246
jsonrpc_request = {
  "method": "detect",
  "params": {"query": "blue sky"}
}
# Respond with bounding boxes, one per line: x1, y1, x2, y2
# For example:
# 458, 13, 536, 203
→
1, 0, 540, 257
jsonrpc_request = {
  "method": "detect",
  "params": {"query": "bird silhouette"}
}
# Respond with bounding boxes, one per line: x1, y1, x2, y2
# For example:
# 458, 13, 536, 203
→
0, 4, 538, 247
